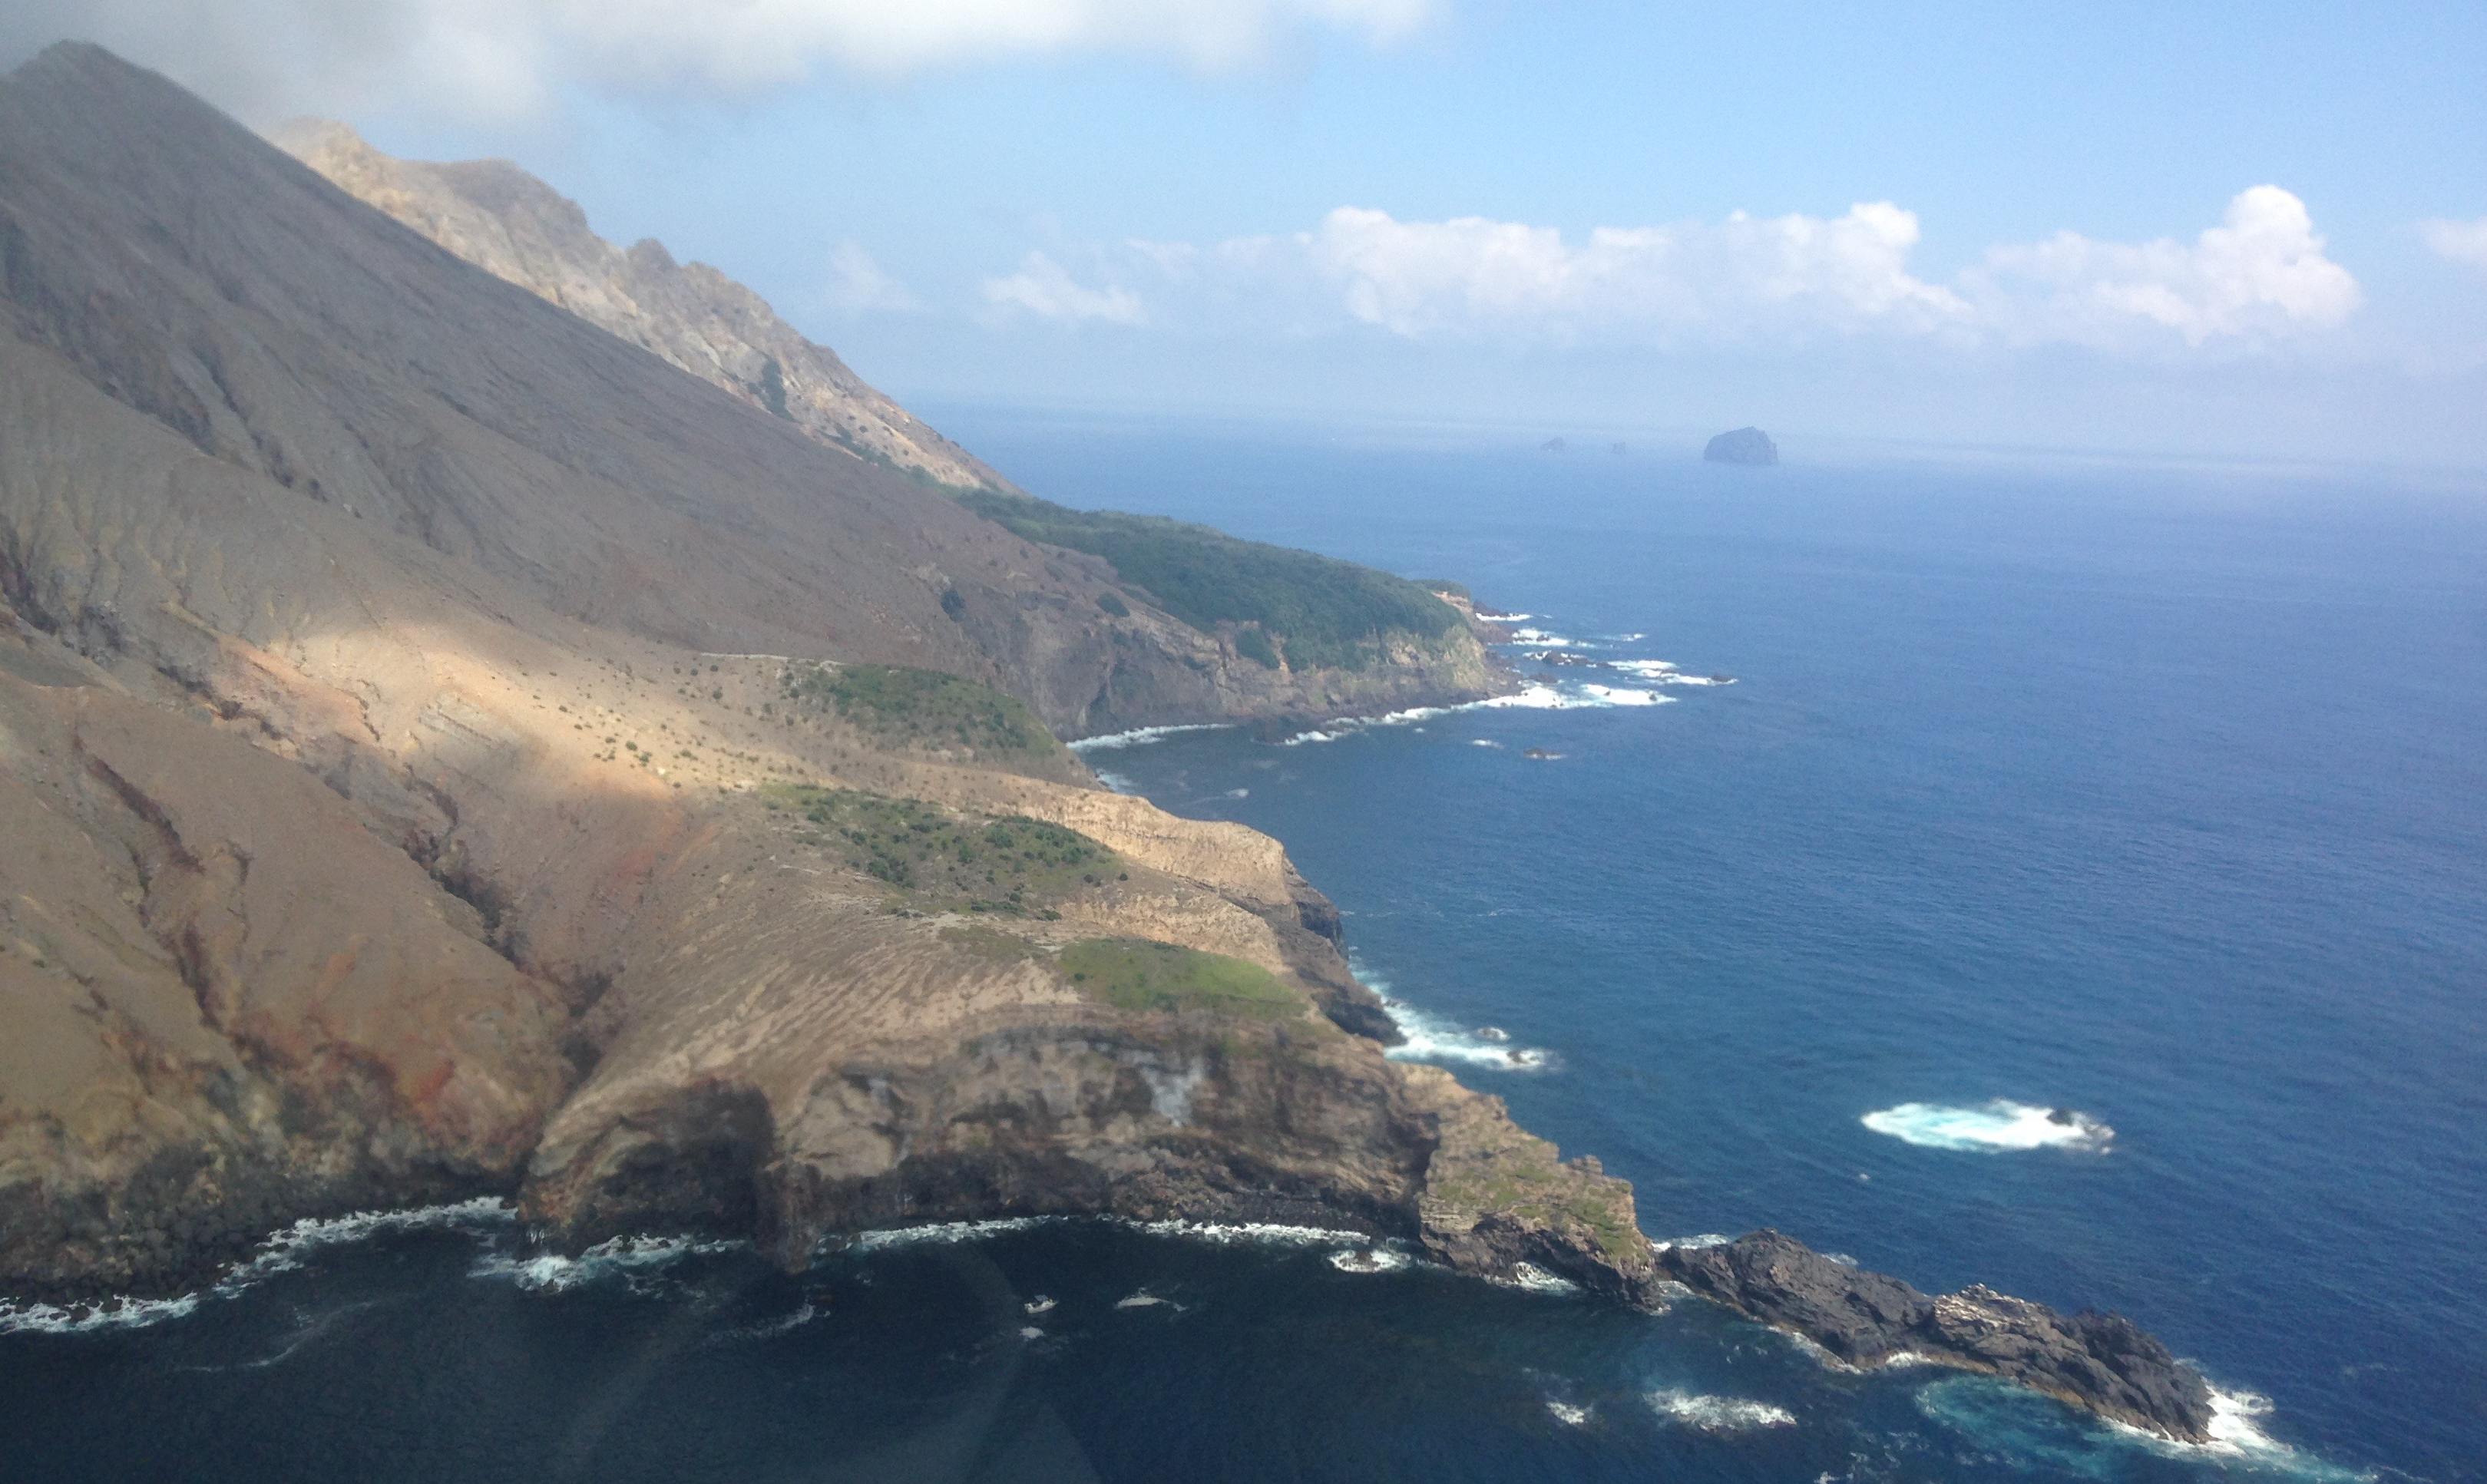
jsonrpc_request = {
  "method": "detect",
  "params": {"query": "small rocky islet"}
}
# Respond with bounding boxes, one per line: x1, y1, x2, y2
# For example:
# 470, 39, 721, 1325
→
1705, 426, 1781, 464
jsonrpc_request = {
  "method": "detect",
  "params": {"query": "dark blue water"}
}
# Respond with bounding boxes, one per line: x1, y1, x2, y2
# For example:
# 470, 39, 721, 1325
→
5, 419, 2481, 1482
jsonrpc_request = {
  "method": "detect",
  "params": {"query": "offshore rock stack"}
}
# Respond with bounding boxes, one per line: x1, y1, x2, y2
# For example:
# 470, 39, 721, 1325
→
1704, 427, 1780, 464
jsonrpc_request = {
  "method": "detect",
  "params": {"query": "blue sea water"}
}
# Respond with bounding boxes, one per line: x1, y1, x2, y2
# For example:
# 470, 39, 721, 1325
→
5, 417, 2482, 1482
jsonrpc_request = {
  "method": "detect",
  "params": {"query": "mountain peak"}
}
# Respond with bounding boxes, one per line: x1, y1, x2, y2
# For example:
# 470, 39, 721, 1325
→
270, 117, 1007, 494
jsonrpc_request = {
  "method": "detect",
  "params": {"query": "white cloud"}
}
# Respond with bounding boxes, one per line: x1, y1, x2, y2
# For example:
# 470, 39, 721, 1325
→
981, 251, 1146, 326
1037, 187, 2361, 355
2, 0, 1434, 120
1968, 185, 2363, 345
823, 240, 918, 314
2422, 216, 2487, 274
1304, 200, 1966, 340
547, 0, 1434, 88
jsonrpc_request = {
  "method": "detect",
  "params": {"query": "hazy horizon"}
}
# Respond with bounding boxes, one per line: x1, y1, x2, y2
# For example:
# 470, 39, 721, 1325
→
6, 2, 2482, 469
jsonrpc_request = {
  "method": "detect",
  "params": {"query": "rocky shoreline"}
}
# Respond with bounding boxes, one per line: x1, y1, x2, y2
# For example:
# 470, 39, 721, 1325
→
1656, 1230, 2215, 1443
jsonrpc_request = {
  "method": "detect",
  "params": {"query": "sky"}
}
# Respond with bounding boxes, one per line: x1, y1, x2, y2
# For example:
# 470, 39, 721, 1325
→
6, 1, 2486, 466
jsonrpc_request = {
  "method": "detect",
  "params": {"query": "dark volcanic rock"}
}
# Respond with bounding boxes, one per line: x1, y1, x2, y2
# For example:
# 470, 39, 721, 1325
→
1659, 1230, 2215, 1443
1703, 427, 1778, 464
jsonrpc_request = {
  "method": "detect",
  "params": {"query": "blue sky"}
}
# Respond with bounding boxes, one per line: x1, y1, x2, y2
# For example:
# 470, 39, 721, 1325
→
9, 2, 2487, 463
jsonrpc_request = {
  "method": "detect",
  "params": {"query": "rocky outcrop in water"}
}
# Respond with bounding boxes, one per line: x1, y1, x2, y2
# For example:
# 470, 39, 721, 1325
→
1659, 1229, 2216, 1443
1703, 427, 1778, 464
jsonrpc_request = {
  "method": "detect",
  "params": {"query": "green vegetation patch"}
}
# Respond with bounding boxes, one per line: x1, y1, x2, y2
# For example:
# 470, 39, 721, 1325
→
957, 491, 1462, 671
1233, 625, 1280, 669
1057, 938, 1300, 1020
1425, 1142, 1645, 1264
771, 785, 1119, 915
782, 663, 1063, 762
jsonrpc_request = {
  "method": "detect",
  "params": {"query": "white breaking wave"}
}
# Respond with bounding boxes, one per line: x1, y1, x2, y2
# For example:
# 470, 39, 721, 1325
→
1653, 1234, 1733, 1251
1492, 1262, 1582, 1296
2121, 1384, 2371, 1479
1507, 628, 1578, 646
235, 1198, 514, 1284
1545, 1399, 1592, 1426
1649, 1389, 1797, 1431
1926, 1373, 2366, 1481
1093, 769, 1139, 795
1606, 659, 1732, 686
0, 1291, 203, 1335
842, 1217, 1062, 1251
1281, 703, 1452, 746
471, 1233, 744, 1292
1378, 998, 1557, 1073
1578, 684, 1668, 706
1132, 1219, 1361, 1248
1272, 676, 1681, 749
2, 1198, 517, 1335
1069, 723, 1234, 752
1470, 682, 1670, 711
1862, 1100, 2115, 1153
1328, 1247, 1413, 1274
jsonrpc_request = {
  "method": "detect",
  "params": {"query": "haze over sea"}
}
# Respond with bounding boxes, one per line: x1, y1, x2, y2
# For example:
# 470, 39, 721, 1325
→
5, 416, 2481, 1482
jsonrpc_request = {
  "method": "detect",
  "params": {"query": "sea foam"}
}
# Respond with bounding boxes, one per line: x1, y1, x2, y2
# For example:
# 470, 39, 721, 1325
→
1068, 722, 1234, 752
1, 1198, 517, 1335
0, 1291, 203, 1335
1648, 1389, 1797, 1431
471, 1232, 744, 1292
1861, 1100, 2114, 1153
1355, 967, 1557, 1073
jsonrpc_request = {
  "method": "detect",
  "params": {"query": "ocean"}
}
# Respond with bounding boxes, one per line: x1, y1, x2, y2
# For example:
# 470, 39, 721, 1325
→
5, 415, 2481, 1482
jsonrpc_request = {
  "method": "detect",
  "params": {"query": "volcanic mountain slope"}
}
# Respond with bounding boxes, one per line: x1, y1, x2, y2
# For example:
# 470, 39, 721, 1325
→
0, 41, 1620, 1300
270, 117, 1505, 725
270, 118, 1008, 497
0, 45, 2214, 1444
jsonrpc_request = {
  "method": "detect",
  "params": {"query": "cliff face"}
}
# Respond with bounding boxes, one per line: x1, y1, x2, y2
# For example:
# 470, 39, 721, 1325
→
0, 45, 2213, 1447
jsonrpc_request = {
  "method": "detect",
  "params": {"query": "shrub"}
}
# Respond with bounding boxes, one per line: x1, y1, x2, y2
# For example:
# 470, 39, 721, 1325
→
1057, 938, 1298, 1019
957, 491, 1461, 671
1234, 626, 1281, 669
783, 663, 1057, 761
767, 786, 1115, 914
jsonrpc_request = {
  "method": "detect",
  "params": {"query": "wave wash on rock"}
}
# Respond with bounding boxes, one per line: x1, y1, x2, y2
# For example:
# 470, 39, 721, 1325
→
0, 42, 2208, 1444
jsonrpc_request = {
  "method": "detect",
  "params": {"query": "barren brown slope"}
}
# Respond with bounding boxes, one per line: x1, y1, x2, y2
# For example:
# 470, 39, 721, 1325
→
270, 118, 1008, 497
270, 119, 1513, 731
0, 44, 1489, 740
0, 43, 1654, 1310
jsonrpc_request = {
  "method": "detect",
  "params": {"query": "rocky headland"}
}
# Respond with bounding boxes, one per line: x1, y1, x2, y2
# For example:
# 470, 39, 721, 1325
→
0, 42, 2211, 1446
